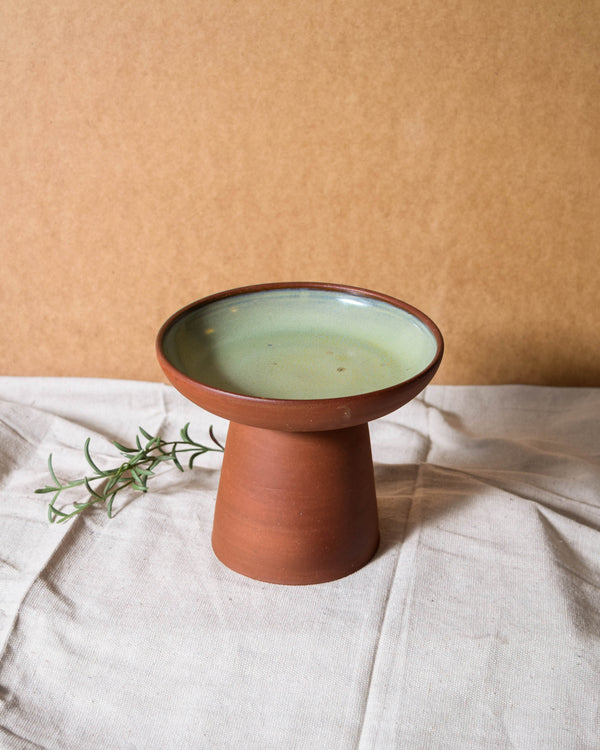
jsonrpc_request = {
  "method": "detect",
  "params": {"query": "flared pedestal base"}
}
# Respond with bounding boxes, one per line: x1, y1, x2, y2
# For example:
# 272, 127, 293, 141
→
212, 421, 380, 584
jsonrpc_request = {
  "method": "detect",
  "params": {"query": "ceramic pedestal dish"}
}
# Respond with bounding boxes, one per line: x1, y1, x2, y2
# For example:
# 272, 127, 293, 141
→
156, 282, 443, 584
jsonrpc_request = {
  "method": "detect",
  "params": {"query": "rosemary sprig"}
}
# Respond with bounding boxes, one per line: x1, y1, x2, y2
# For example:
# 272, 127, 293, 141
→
35, 423, 225, 524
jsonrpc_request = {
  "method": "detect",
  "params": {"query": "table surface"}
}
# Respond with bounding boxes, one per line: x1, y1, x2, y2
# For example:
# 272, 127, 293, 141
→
0, 378, 599, 749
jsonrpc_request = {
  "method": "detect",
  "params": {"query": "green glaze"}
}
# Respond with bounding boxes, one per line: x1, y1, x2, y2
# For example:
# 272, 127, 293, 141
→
162, 288, 438, 400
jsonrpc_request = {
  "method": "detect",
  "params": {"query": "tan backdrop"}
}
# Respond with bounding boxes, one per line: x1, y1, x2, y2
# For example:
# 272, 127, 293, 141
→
2, 1, 599, 385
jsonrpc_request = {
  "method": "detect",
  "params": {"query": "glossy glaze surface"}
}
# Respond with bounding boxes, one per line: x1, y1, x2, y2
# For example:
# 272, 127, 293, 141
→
161, 287, 438, 399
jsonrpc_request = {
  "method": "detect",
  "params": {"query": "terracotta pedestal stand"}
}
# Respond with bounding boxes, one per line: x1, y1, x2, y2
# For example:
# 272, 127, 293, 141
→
213, 422, 379, 584
157, 282, 443, 585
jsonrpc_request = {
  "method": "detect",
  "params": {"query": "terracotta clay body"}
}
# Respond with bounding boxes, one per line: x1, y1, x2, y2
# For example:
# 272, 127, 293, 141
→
157, 282, 443, 584
213, 422, 379, 584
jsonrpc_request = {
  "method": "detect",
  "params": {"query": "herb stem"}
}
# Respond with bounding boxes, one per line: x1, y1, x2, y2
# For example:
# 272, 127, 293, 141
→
36, 424, 224, 523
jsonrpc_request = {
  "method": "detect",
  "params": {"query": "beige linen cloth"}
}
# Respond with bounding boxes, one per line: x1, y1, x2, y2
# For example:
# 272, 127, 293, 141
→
0, 377, 598, 749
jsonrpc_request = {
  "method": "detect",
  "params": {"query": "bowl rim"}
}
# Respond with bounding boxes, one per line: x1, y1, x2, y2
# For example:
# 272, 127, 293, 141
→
156, 281, 444, 409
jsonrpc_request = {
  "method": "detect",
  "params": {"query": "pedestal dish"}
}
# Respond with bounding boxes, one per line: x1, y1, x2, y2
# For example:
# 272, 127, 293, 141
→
157, 282, 443, 584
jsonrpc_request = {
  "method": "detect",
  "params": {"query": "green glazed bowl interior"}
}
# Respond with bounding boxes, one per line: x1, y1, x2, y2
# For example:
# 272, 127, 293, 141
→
160, 286, 440, 401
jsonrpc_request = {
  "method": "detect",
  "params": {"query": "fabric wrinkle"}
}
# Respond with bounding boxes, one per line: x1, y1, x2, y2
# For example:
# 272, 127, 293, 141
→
0, 515, 81, 664
0, 724, 51, 750
355, 391, 434, 749
536, 507, 600, 640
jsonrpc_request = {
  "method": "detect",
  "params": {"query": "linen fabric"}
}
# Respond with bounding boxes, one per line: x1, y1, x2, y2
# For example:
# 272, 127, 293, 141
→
0, 378, 598, 749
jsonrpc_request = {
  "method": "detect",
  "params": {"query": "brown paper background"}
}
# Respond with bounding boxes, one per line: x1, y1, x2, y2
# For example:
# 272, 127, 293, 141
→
2, 1, 599, 385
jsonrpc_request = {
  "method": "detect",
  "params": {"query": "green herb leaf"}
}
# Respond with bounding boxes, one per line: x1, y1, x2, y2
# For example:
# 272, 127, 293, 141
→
188, 450, 207, 469
112, 440, 136, 455
180, 423, 192, 443
209, 425, 225, 450
139, 426, 154, 442
83, 476, 102, 500
47, 454, 59, 487
84, 438, 107, 476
